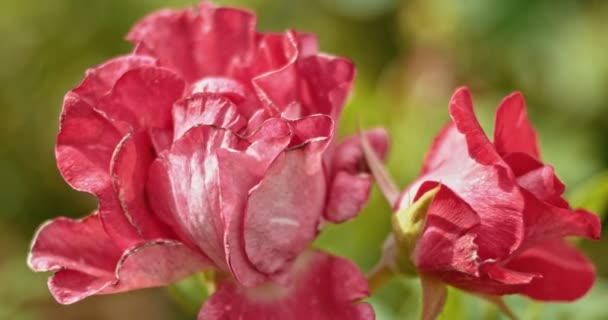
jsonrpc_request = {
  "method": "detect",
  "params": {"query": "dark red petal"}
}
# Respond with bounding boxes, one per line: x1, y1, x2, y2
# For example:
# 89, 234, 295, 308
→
325, 129, 389, 222
73, 55, 157, 104
128, 4, 256, 81
493, 92, 540, 159
519, 189, 600, 249
414, 185, 481, 276
172, 93, 245, 141
198, 250, 374, 320
98, 66, 185, 133
243, 117, 332, 276
506, 240, 596, 301
504, 152, 569, 208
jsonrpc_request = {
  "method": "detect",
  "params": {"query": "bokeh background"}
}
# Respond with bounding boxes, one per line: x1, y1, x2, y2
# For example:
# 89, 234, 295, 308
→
1, 0, 607, 319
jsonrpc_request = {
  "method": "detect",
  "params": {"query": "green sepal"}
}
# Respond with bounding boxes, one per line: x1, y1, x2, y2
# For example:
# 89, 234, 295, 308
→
391, 187, 440, 276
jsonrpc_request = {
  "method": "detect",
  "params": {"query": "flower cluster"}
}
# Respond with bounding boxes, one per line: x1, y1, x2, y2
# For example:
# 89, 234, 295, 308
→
28, 2, 601, 320
27, 2, 388, 319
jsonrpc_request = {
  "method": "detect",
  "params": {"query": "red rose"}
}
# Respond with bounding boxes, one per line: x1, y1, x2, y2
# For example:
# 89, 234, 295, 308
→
398, 88, 600, 302
28, 3, 387, 319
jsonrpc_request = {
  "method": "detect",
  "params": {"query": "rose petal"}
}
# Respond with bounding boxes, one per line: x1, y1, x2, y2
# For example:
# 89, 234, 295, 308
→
414, 185, 480, 276
506, 240, 596, 301
28, 214, 209, 304
172, 92, 246, 141
198, 250, 374, 320
519, 189, 600, 249
503, 152, 569, 208
73, 55, 157, 104
325, 128, 389, 222
98, 66, 185, 133
28, 215, 121, 275
252, 31, 354, 119
220, 119, 292, 286
56, 94, 141, 246
128, 4, 256, 81
110, 131, 172, 239
48, 240, 210, 304
243, 117, 332, 275
149, 125, 237, 269
448, 87, 503, 166
56, 94, 122, 195
493, 92, 540, 159
325, 172, 373, 222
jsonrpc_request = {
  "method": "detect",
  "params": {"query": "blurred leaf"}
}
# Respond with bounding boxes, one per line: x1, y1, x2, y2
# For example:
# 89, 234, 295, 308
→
439, 288, 466, 320
167, 272, 215, 315
568, 172, 608, 219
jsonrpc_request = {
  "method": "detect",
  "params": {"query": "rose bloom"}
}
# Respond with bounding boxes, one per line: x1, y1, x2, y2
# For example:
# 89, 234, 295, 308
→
27, 2, 388, 319
398, 87, 601, 302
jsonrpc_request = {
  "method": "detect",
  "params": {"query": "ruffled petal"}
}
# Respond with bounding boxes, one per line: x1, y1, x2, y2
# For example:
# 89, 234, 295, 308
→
97, 66, 185, 133
493, 92, 540, 159
28, 214, 209, 304
110, 132, 172, 239
28, 215, 121, 276
73, 55, 157, 104
325, 128, 389, 222
56, 94, 122, 195
172, 92, 246, 141
56, 94, 142, 246
506, 240, 596, 301
128, 4, 257, 82
252, 31, 355, 119
243, 116, 332, 276
198, 250, 374, 320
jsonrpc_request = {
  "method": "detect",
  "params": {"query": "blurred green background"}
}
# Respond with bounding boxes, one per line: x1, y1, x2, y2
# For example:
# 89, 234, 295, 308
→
1, 0, 607, 319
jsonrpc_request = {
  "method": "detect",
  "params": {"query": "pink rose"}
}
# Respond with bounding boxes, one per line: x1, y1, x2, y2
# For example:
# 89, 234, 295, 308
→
28, 2, 388, 319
